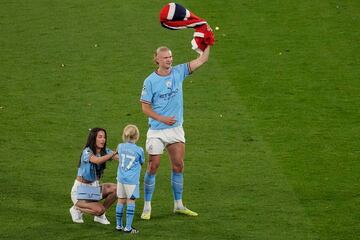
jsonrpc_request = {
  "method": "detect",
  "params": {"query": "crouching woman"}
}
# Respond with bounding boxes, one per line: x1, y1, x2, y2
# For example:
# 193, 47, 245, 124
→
70, 127, 118, 224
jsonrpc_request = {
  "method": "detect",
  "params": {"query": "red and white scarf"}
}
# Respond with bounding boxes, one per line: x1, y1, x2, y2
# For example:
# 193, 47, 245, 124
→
160, 2, 214, 54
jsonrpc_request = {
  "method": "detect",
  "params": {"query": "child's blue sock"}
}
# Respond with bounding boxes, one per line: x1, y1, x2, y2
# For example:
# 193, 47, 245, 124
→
125, 203, 136, 230
116, 203, 124, 228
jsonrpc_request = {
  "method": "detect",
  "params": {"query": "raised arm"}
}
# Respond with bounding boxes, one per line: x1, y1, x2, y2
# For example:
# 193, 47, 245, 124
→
141, 101, 176, 126
189, 45, 210, 73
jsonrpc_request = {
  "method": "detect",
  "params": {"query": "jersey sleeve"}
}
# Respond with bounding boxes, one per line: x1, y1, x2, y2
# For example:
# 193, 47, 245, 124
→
175, 63, 190, 81
140, 77, 153, 103
82, 147, 93, 163
139, 147, 145, 165
184, 63, 190, 77
117, 144, 122, 155
105, 148, 113, 155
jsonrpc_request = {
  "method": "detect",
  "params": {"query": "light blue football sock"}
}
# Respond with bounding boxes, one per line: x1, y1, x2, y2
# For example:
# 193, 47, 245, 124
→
125, 203, 135, 230
144, 172, 156, 202
171, 171, 183, 201
116, 203, 124, 228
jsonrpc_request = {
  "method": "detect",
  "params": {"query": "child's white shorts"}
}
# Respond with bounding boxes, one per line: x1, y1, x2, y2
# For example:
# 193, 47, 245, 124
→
117, 182, 139, 199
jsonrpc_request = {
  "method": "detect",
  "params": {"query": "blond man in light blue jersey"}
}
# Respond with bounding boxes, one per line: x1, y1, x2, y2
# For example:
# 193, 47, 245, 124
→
140, 45, 210, 220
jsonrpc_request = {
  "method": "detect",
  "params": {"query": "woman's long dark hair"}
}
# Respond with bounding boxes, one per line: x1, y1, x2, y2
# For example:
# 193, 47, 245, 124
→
78, 128, 108, 179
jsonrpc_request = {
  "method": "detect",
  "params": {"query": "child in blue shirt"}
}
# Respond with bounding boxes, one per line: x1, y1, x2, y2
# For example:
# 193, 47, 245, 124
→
115, 124, 145, 234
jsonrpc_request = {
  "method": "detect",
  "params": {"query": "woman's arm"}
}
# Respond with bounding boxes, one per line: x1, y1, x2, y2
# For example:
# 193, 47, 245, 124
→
112, 148, 119, 161
89, 152, 116, 165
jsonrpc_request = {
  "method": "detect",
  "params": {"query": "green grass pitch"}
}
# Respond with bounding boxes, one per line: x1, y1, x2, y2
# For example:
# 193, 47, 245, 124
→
0, 0, 359, 239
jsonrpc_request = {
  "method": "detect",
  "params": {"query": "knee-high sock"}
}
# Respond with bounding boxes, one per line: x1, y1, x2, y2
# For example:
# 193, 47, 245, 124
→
116, 203, 124, 227
171, 171, 183, 201
125, 203, 135, 230
144, 172, 156, 202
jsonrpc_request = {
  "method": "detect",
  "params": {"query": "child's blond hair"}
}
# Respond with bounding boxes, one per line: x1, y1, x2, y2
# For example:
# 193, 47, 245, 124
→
122, 124, 140, 143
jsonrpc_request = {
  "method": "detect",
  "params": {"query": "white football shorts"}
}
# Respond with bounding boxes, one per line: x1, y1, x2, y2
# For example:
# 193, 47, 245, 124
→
146, 126, 185, 155
117, 182, 139, 199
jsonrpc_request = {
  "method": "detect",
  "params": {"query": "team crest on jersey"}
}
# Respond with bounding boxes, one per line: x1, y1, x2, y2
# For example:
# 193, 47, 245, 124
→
166, 80, 172, 88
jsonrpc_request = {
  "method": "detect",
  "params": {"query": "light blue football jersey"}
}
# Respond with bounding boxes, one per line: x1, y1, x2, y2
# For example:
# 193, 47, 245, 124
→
77, 147, 113, 182
140, 63, 190, 130
117, 142, 145, 184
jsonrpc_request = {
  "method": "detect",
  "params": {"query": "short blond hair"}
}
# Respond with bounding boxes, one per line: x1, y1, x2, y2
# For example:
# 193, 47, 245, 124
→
153, 46, 171, 65
122, 124, 140, 143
